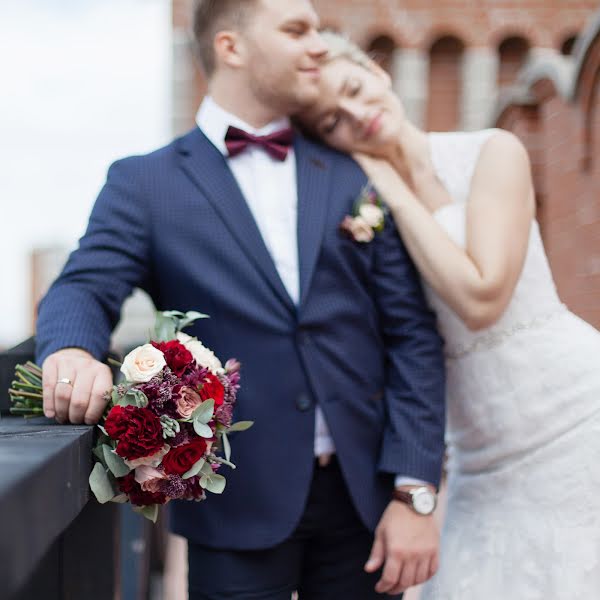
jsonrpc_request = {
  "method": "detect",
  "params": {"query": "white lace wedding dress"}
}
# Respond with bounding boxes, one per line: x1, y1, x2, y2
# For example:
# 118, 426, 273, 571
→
419, 130, 600, 600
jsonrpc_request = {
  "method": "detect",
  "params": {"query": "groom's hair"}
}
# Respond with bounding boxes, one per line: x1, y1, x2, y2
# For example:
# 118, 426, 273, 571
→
192, 0, 258, 77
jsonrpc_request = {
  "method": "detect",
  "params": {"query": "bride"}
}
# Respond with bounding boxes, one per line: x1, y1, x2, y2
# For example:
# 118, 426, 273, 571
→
297, 32, 600, 599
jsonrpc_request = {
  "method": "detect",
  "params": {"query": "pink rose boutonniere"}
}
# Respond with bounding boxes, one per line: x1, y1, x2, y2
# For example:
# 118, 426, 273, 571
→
340, 182, 386, 243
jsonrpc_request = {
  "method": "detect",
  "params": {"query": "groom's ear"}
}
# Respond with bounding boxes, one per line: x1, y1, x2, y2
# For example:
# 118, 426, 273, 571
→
214, 30, 246, 69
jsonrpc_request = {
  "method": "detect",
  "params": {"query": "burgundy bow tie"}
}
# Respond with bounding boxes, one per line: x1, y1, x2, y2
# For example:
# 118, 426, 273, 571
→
225, 125, 294, 162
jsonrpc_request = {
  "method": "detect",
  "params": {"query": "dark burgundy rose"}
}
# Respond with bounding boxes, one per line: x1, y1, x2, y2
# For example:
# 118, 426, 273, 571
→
161, 437, 208, 476
118, 472, 167, 506
199, 373, 225, 408
151, 340, 194, 376
105, 405, 164, 461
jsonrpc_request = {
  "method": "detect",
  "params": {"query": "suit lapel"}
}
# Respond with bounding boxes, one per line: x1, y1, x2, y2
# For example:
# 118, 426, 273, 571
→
177, 128, 296, 314
295, 136, 332, 307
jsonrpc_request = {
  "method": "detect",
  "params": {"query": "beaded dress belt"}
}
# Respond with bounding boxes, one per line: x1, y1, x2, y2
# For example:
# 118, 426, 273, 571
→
445, 304, 567, 360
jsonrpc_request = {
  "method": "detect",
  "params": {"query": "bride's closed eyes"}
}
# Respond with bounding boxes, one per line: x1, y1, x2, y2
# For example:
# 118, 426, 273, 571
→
320, 77, 362, 134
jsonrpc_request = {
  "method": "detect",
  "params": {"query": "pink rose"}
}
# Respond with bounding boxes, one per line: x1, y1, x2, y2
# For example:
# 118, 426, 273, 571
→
175, 386, 203, 419
134, 465, 168, 492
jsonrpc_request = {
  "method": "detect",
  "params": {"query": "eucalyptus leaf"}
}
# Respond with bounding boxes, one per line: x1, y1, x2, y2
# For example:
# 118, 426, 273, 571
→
192, 399, 214, 425
139, 504, 159, 523
199, 474, 209, 488
109, 494, 129, 504
97, 424, 108, 436
178, 311, 210, 330
222, 432, 231, 462
204, 474, 226, 494
200, 462, 215, 477
154, 312, 177, 342
227, 420, 254, 433
89, 463, 115, 504
162, 310, 185, 318
193, 421, 213, 438
182, 458, 206, 480
102, 445, 131, 478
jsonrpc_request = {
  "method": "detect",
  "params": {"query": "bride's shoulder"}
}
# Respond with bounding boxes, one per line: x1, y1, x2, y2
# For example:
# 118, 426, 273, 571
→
475, 128, 530, 171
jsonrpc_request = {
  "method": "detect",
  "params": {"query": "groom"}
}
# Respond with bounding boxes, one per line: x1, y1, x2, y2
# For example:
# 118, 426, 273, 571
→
35, 0, 446, 597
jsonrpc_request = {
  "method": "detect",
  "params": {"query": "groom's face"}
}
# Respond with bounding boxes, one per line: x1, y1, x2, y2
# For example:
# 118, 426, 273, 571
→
238, 0, 327, 113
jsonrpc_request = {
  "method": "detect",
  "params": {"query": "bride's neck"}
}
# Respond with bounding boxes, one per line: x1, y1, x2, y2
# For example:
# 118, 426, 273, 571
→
385, 122, 433, 185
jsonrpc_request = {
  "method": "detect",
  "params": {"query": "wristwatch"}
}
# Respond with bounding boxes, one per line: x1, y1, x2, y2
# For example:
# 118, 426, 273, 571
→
392, 486, 437, 515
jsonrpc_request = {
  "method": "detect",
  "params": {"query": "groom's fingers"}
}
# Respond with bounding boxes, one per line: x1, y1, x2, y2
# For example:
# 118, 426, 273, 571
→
398, 559, 417, 592
42, 358, 58, 419
365, 532, 385, 573
375, 553, 401, 594
84, 367, 113, 425
415, 555, 433, 586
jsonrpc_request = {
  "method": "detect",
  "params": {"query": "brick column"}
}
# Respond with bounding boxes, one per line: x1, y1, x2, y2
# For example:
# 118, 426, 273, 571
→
461, 47, 499, 130
392, 48, 428, 129
172, 29, 198, 136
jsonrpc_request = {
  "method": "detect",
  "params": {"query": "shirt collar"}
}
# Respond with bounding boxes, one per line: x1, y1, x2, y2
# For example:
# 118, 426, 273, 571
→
196, 96, 292, 157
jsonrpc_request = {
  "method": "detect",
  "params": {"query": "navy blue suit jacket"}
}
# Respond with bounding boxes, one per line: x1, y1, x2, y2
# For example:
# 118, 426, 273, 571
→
36, 128, 445, 549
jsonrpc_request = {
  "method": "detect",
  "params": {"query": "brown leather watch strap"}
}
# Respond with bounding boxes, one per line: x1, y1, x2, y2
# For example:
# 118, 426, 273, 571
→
391, 488, 413, 505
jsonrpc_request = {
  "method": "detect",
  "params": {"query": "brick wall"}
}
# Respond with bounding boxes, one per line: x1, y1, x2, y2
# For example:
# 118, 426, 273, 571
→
496, 12, 600, 327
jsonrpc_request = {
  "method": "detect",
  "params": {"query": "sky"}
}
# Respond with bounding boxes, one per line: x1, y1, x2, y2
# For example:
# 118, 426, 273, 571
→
0, 0, 172, 348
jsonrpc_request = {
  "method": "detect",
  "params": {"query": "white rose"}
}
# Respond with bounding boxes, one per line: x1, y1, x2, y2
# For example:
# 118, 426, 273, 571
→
120, 343, 166, 383
358, 203, 384, 228
176, 332, 223, 374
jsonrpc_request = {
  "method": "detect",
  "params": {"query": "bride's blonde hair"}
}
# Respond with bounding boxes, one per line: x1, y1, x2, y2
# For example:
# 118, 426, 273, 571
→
319, 30, 374, 71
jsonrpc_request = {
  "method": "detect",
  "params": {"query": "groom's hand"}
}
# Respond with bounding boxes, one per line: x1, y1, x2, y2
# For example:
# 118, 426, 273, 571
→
366, 495, 439, 595
42, 348, 112, 425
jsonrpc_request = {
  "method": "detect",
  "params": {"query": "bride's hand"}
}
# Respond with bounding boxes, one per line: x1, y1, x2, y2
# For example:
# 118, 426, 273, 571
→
352, 153, 411, 210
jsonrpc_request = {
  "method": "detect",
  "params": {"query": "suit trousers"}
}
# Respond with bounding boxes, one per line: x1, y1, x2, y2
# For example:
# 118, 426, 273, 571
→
187, 456, 402, 599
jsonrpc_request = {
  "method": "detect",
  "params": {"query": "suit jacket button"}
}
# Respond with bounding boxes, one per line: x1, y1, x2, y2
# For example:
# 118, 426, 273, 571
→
296, 393, 312, 412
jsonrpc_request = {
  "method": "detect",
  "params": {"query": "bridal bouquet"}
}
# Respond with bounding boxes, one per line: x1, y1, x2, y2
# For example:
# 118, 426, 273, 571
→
9, 310, 252, 522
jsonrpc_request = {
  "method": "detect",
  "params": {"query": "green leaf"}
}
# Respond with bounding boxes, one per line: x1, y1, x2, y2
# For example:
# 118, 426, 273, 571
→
182, 458, 205, 480
89, 463, 115, 504
200, 462, 215, 477
109, 494, 129, 504
222, 432, 231, 462
178, 311, 210, 331
162, 310, 185, 318
204, 474, 226, 494
193, 421, 213, 438
192, 399, 214, 424
199, 474, 209, 488
97, 424, 108, 437
139, 504, 159, 523
102, 445, 131, 478
227, 420, 254, 433
118, 389, 148, 408
154, 312, 177, 342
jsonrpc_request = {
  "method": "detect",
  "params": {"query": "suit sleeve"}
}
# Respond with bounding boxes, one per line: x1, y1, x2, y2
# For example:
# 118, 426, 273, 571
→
35, 158, 153, 364
372, 212, 446, 488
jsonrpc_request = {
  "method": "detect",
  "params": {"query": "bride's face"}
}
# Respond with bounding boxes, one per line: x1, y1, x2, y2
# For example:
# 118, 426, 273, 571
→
296, 56, 403, 154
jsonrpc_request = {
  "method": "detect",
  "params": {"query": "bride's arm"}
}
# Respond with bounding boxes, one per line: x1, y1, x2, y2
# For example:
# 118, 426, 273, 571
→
356, 130, 535, 330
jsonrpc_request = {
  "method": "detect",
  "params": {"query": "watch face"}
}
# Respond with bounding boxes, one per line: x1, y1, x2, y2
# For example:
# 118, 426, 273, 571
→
413, 490, 436, 515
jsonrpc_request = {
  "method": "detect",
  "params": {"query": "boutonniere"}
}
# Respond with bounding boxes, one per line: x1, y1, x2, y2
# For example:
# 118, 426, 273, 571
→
340, 182, 386, 243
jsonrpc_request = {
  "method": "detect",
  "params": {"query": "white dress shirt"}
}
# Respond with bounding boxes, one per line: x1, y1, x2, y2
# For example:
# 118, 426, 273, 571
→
196, 97, 426, 488
196, 97, 335, 459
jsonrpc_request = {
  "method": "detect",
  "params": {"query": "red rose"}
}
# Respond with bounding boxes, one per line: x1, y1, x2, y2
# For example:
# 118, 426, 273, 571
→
161, 437, 208, 476
118, 472, 167, 506
105, 405, 164, 461
199, 373, 225, 408
151, 340, 194, 376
